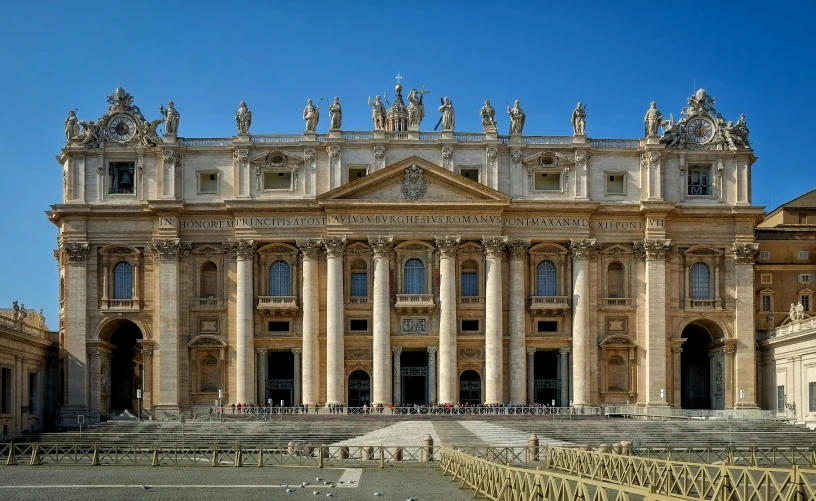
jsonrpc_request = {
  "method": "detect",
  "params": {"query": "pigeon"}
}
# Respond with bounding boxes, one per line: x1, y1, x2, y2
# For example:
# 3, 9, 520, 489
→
326, 494, 335, 498
347, 481, 355, 484
323, 481, 331, 485
141, 485, 149, 490
313, 491, 320, 495
374, 493, 383, 497
407, 498, 417, 501
316, 477, 323, 482
285, 488, 294, 493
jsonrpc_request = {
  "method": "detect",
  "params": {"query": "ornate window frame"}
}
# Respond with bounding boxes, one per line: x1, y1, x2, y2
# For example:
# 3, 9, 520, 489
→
604, 171, 627, 196
599, 335, 637, 400
196, 170, 220, 195
394, 241, 436, 295
457, 242, 484, 307
187, 335, 227, 398
800, 288, 813, 312
601, 244, 634, 308
98, 244, 141, 311
683, 245, 723, 309
190, 245, 225, 310
345, 242, 372, 308
759, 288, 774, 313
257, 243, 300, 316
528, 243, 569, 298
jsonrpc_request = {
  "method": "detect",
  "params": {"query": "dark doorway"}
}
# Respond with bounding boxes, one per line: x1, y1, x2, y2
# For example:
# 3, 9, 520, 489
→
533, 351, 560, 405
348, 370, 370, 407
681, 324, 712, 409
107, 321, 143, 414
267, 351, 294, 407
400, 350, 428, 405
459, 370, 481, 404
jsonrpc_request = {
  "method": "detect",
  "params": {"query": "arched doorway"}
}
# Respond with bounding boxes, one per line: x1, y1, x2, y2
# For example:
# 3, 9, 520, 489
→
680, 322, 722, 410
105, 320, 144, 414
459, 370, 481, 405
267, 351, 294, 407
348, 370, 370, 407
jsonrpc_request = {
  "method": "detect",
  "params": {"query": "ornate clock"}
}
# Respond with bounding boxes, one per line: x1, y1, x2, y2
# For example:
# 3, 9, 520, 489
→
108, 115, 137, 142
686, 116, 715, 144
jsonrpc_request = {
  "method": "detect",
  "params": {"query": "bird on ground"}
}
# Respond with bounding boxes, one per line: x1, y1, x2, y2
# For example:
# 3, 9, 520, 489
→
141, 486, 149, 490
374, 493, 383, 496
313, 490, 320, 495
316, 477, 323, 481
285, 488, 294, 493
326, 494, 335, 498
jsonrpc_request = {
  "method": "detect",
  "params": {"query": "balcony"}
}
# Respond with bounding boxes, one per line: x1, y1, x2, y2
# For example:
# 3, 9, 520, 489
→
101, 299, 139, 312
191, 298, 225, 311
684, 299, 722, 309
601, 298, 636, 309
395, 294, 435, 314
347, 297, 370, 308
257, 296, 298, 317
529, 296, 570, 314
459, 296, 485, 308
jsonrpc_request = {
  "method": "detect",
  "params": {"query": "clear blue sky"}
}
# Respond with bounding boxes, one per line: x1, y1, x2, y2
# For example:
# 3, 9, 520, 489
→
0, 0, 813, 326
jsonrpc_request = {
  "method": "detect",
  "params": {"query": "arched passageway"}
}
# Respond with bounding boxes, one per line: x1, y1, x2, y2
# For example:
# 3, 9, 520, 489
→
680, 322, 724, 410
347, 370, 370, 407
105, 320, 143, 414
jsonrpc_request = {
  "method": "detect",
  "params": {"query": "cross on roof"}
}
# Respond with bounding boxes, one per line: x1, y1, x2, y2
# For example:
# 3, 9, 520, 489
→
417, 85, 431, 96
394, 72, 403, 84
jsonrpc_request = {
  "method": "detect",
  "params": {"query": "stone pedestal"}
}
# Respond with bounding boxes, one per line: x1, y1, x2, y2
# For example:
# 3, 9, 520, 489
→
441, 131, 453, 140
573, 134, 587, 144
328, 130, 341, 139
373, 130, 385, 139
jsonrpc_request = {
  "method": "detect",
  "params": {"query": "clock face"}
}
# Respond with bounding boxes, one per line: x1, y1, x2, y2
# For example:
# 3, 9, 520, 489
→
686, 117, 714, 144
108, 115, 136, 141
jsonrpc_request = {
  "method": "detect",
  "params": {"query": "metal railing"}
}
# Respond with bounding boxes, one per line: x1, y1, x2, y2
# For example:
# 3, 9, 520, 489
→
604, 405, 778, 421
188, 405, 603, 418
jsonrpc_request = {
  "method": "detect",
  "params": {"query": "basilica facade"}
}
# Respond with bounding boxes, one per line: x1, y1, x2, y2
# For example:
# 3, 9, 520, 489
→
49, 85, 762, 425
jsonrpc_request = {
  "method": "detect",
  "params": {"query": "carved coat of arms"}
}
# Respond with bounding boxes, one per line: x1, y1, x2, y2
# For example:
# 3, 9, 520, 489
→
401, 165, 427, 200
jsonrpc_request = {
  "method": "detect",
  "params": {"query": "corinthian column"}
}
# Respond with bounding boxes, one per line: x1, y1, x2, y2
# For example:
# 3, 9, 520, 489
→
733, 243, 759, 408
369, 236, 394, 405
635, 238, 671, 408
297, 238, 322, 407
324, 236, 347, 405
483, 236, 508, 405
570, 238, 597, 407
223, 239, 255, 405
507, 239, 530, 404
435, 236, 460, 404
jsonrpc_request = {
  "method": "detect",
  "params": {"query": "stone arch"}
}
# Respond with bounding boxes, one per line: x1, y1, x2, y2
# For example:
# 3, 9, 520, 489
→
96, 318, 145, 416
677, 318, 727, 410
96, 316, 150, 342
347, 369, 371, 407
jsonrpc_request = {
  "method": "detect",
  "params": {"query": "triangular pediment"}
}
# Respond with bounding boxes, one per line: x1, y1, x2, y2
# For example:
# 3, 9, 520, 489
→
317, 156, 510, 205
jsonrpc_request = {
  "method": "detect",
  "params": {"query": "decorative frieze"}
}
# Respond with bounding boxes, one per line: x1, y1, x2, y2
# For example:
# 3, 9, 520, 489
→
733, 242, 759, 264
482, 236, 508, 258
61, 242, 90, 263
295, 238, 322, 261
322, 236, 347, 258
222, 239, 256, 260
435, 236, 460, 258
506, 238, 530, 260
569, 238, 599, 261
150, 238, 191, 261
368, 235, 394, 258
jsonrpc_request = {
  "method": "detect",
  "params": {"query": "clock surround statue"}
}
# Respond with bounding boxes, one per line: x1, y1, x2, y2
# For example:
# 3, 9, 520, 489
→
235, 101, 252, 134
160, 101, 180, 136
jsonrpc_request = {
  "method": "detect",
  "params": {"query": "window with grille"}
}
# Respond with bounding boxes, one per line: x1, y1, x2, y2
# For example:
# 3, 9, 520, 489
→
799, 250, 809, 260
777, 385, 785, 411
536, 260, 557, 296
607, 262, 624, 298
350, 272, 367, 297
113, 262, 133, 299
404, 258, 425, 294
268, 260, 291, 296
802, 295, 811, 312
200, 262, 218, 298
759, 251, 770, 260
690, 262, 711, 300
461, 260, 478, 297
810, 382, 816, 413
687, 168, 711, 196
761, 295, 772, 312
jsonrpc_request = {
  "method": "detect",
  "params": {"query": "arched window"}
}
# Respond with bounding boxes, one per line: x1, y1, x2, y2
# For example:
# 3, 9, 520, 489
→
536, 260, 557, 296
404, 258, 425, 294
200, 262, 218, 298
350, 260, 368, 297
461, 260, 478, 297
269, 260, 291, 296
607, 262, 624, 298
690, 262, 710, 300
113, 262, 133, 299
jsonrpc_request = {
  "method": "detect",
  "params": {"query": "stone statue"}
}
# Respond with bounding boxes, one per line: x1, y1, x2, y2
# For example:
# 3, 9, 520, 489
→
64, 110, 79, 142
571, 102, 587, 135
19, 303, 27, 321
11, 301, 20, 321
159, 101, 180, 135
480, 100, 497, 133
302, 99, 319, 133
138, 119, 163, 148
329, 97, 342, 130
796, 301, 805, 321
507, 100, 526, 134
766, 312, 774, 329
734, 114, 750, 147
723, 121, 747, 150
38, 309, 46, 329
407, 89, 425, 128
438, 97, 455, 131
71, 121, 101, 147
789, 303, 798, 322
235, 101, 252, 134
644, 101, 663, 137
660, 114, 685, 149
368, 95, 386, 130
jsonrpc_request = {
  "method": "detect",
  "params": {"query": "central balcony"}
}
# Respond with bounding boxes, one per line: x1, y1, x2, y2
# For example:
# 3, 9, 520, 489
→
101, 299, 140, 312
257, 296, 299, 317
190, 298, 225, 311
459, 296, 485, 308
601, 297, 636, 310
529, 296, 570, 315
395, 294, 435, 314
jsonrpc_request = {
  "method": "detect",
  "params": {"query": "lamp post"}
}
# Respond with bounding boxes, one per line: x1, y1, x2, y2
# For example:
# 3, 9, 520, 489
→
218, 389, 223, 422
136, 389, 142, 422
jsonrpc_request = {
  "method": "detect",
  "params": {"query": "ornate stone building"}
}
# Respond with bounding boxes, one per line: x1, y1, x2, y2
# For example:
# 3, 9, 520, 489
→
49, 85, 762, 425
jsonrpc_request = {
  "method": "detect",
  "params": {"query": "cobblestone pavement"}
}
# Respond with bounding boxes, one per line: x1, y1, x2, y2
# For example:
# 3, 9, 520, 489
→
0, 465, 474, 500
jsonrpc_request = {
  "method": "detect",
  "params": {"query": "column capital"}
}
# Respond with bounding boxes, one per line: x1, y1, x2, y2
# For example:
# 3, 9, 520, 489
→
733, 242, 759, 264
392, 346, 402, 356
223, 239, 256, 260
296, 238, 322, 261
482, 235, 508, 259
427, 346, 438, 355
506, 238, 530, 260
291, 347, 302, 355
150, 238, 192, 261
434, 236, 460, 258
526, 347, 537, 355
570, 238, 599, 261
256, 348, 268, 355
323, 236, 347, 258
60, 241, 90, 263
558, 347, 571, 356
368, 235, 394, 258
633, 239, 671, 261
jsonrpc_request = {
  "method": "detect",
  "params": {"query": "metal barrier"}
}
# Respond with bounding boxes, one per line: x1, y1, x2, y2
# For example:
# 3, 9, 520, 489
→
633, 446, 816, 467
605, 405, 778, 421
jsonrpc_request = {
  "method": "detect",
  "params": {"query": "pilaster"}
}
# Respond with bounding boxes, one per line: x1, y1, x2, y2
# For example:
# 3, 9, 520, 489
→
635, 238, 671, 407
58, 241, 90, 426
733, 243, 759, 408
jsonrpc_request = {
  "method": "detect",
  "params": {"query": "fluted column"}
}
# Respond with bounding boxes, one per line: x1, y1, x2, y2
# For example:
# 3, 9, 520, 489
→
637, 239, 671, 407
435, 236, 460, 404
392, 347, 402, 404
223, 239, 255, 405
292, 348, 302, 405
256, 348, 268, 405
734, 243, 759, 408
324, 236, 347, 405
369, 236, 394, 405
507, 239, 530, 404
297, 238, 322, 407
427, 346, 437, 404
570, 238, 597, 407
559, 347, 570, 406
483, 236, 508, 405
59, 242, 90, 426
526, 348, 536, 404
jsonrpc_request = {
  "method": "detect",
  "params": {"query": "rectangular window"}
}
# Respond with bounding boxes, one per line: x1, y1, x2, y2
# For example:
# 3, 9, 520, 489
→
350, 273, 367, 297
687, 168, 711, 196
759, 251, 770, 260
799, 250, 809, 260
760, 274, 772, 284
534, 172, 561, 191
460, 168, 480, 182
810, 382, 816, 413
198, 172, 219, 194
28, 373, 37, 415
264, 171, 292, 190
800, 214, 808, 224
461, 272, 478, 297
348, 167, 367, 181
268, 321, 290, 332
108, 162, 135, 194
461, 320, 479, 331
606, 174, 625, 195
777, 385, 785, 411
349, 319, 368, 331
799, 274, 813, 284
1, 368, 11, 414
802, 295, 811, 312
537, 320, 558, 332
761, 295, 771, 312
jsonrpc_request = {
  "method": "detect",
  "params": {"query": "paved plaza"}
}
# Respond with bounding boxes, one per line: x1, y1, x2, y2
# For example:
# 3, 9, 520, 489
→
0, 465, 473, 500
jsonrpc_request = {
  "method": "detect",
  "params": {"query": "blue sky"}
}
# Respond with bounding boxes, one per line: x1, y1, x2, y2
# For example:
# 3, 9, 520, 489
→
0, 0, 813, 325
